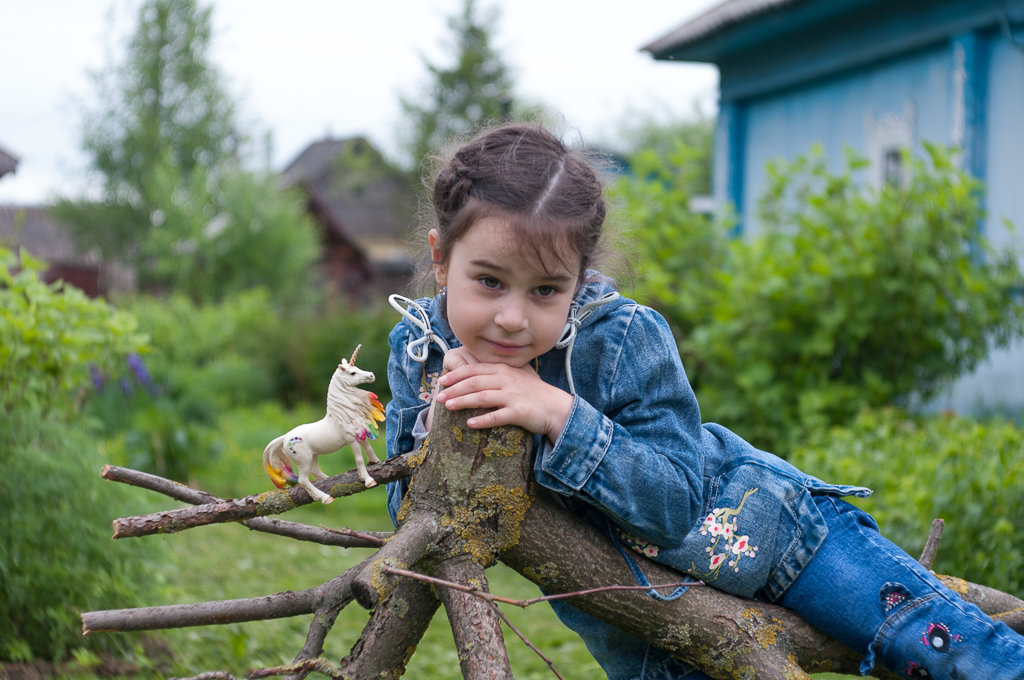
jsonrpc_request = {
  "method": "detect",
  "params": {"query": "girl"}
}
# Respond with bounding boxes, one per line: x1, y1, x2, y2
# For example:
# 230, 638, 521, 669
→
384, 122, 1024, 679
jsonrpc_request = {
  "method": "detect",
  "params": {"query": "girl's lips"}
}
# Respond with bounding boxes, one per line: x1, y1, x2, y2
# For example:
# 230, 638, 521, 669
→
484, 338, 526, 355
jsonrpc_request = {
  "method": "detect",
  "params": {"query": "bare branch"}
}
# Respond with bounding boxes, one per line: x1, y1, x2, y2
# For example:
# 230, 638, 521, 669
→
436, 556, 513, 680
82, 559, 367, 635
109, 454, 414, 539
247, 659, 341, 680
918, 518, 945, 569
351, 511, 440, 609
338, 577, 440, 679
101, 465, 393, 547
493, 606, 565, 680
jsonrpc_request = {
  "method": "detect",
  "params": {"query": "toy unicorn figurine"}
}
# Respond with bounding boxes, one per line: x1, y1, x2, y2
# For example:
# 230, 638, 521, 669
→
263, 345, 385, 504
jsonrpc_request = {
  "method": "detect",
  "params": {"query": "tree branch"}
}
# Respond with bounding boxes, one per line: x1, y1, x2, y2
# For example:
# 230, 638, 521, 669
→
82, 558, 367, 635
918, 518, 944, 569
436, 556, 514, 680
108, 455, 413, 539
338, 576, 440, 680
101, 465, 391, 547
350, 510, 439, 609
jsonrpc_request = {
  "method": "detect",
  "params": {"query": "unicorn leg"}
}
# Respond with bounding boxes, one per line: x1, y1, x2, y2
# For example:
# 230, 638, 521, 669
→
290, 447, 333, 505
309, 455, 328, 480
353, 442, 377, 488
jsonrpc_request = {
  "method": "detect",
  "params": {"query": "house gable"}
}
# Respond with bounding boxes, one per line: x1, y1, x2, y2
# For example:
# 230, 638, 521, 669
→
282, 137, 417, 299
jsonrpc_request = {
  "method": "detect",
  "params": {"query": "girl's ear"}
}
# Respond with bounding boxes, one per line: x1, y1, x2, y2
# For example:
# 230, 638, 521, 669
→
428, 229, 446, 287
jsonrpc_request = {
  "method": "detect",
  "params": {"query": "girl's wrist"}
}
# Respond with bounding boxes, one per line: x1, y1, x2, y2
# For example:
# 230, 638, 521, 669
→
544, 389, 574, 442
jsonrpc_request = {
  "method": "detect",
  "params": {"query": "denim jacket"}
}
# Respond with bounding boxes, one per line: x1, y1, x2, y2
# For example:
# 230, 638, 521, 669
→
385, 273, 870, 676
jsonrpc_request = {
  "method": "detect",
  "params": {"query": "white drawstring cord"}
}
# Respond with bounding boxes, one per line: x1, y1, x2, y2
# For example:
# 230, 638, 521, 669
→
388, 294, 451, 363
554, 291, 620, 395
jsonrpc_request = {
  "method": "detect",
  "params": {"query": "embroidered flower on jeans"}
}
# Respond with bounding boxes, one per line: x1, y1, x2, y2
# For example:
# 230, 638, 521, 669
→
418, 371, 440, 403
904, 661, 931, 678
617, 529, 660, 558
692, 487, 760, 580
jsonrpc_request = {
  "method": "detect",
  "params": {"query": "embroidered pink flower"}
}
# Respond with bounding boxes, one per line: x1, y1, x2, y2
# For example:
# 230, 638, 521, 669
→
709, 553, 726, 570
732, 536, 750, 554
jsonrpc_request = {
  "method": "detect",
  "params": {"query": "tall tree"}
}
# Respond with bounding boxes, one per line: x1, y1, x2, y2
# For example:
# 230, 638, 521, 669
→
57, 0, 318, 302
399, 0, 520, 171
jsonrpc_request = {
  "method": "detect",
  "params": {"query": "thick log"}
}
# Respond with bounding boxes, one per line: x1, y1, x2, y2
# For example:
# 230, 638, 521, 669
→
501, 488, 866, 679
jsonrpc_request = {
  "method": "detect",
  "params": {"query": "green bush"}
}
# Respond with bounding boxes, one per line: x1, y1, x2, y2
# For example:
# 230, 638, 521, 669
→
86, 291, 398, 481
0, 247, 165, 661
616, 144, 1024, 450
86, 290, 280, 481
276, 299, 396, 407
789, 408, 1024, 597
0, 412, 167, 662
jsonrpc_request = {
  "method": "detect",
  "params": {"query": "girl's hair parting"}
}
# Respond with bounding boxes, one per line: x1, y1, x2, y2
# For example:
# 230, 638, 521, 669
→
417, 122, 609, 289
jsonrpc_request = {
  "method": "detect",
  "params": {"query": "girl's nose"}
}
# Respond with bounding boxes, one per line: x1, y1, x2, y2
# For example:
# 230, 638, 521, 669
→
494, 297, 529, 332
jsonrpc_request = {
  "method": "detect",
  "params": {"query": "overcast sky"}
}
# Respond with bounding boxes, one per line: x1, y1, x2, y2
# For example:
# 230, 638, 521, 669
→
0, 0, 720, 204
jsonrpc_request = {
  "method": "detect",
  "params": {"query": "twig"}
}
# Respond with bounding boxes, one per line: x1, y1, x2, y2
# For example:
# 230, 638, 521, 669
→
247, 658, 341, 679
493, 606, 566, 680
319, 525, 388, 546
381, 564, 702, 608
918, 518, 945, 569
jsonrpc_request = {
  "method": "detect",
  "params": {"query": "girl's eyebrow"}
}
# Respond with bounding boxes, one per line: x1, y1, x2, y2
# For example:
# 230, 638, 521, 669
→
469, 258, 575, 284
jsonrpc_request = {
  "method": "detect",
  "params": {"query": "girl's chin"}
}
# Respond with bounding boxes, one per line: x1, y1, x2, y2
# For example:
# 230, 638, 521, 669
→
475, 345, 534, 368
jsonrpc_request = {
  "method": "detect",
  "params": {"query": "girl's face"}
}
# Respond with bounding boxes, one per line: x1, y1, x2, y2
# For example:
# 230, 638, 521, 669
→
431, 217, 581, 368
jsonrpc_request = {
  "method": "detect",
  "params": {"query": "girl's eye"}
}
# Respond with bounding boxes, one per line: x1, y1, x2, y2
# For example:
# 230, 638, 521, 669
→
479, 276, 501, 289
535, 285, 558, 297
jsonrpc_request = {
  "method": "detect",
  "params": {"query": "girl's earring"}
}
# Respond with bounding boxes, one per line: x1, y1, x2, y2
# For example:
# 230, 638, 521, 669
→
439, 285, 448, 298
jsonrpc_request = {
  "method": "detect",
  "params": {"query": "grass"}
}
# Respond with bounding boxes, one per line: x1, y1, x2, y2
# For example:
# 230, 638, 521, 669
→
78, 402, 856, 679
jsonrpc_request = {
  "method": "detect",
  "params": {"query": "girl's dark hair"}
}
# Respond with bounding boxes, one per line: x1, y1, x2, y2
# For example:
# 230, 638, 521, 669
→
420, 122, 608, 288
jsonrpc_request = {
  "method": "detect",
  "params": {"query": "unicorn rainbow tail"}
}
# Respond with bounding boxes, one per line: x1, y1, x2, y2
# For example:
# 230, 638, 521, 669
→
263, 436, 298, 489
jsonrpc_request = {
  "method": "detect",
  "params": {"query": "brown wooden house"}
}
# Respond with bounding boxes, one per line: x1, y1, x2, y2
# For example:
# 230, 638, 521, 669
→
281, 136, 418, 302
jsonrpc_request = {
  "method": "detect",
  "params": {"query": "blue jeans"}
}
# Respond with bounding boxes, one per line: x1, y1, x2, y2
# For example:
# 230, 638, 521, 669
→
779, 496, 1024, 678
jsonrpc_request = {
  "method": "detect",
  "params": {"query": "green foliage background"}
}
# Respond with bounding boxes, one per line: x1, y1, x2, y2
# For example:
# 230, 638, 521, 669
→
616, 143, 1024, 451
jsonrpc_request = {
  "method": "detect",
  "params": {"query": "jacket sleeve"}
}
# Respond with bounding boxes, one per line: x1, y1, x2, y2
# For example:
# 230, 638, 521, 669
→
533, 305, 707, 546
384, 320, 430, 526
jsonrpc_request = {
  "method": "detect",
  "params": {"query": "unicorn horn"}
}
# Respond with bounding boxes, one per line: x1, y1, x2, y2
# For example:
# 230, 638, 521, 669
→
350, 344, 362, 364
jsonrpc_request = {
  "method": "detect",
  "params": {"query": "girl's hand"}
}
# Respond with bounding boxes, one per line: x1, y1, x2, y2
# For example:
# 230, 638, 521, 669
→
435, 361, 573, 442
424, 347, 481, 432
443, 346, 481, 373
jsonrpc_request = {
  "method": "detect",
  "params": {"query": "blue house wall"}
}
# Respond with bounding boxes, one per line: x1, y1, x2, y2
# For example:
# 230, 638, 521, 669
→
648, 0, 1024, 415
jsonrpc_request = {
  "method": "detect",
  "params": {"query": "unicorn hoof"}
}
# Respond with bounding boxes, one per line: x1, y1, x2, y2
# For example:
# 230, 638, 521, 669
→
320, 495, 334, 505
363, 478, 377, 488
